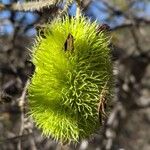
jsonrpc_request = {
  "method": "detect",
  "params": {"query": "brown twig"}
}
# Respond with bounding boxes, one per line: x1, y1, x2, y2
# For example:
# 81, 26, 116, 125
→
17, 80, 30, 150
0, 133, 32, 143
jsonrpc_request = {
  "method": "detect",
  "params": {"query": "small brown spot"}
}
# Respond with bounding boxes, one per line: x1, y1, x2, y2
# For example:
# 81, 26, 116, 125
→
64, 33, 74, 52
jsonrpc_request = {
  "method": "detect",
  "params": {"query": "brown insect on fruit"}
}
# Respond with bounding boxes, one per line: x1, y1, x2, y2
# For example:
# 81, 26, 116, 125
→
64, 33, 74, 52
98, 81, 109, 124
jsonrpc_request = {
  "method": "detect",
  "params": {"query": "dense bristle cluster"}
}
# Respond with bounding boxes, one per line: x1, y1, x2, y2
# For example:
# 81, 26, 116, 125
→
28, 16, 113, 143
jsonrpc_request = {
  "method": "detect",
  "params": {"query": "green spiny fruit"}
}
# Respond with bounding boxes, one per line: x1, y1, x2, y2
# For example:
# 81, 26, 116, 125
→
28, 16, 113, 143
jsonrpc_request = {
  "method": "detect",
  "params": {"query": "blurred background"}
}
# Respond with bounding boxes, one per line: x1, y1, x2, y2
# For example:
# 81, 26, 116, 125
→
0, 0, 150, 150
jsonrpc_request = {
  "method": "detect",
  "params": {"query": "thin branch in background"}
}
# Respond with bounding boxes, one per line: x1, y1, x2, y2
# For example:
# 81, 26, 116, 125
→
56, 0, 74, 18
0, 133, 32, 144
100, 0, 124, 16
130, 26, 143, 52
99, 102, 126, 150
111, 17, 150, 31
80, 0, 92, 12
76, 0, 82, 18
17, 80, 30, 150
0, 0, 61, 11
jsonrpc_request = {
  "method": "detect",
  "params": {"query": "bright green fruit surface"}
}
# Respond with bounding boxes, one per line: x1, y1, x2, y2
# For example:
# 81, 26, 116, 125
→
28, 16, 113, 143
